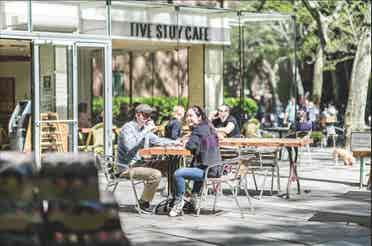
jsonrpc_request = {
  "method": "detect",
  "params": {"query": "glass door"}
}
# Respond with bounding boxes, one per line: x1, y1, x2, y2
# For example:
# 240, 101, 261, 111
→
33, 40, 76, 163
75, 42, 112, 156
33, 39, 111, 164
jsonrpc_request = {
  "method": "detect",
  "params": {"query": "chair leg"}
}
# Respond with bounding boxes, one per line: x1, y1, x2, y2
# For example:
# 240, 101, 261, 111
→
307, 144, 312, 161
196, 183, 208, 216
276, 165, 281, 192
212, 183, 220, 213
130, 178, 144, 215
227, 181, 244, 218
259, 169, 269, 200
251, 170, 258, 191
243, 176, 254, 213
112, 182, 119, 193
270, 167, 274, 195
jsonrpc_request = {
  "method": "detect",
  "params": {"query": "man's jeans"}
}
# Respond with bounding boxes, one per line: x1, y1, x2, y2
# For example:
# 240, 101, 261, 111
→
174, 167, 205, 200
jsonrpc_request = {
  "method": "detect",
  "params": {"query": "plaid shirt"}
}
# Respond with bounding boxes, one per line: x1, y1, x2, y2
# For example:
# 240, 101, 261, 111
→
117, 120, 177, 169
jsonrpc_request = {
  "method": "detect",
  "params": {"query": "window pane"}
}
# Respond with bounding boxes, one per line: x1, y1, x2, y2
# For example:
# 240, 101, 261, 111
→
32, 1, 107, 35
112, 48, 188, 127
0, 1, 28, 31
78, 47, 105, 155
111, 2, 176, 38
79, 1, 107, 35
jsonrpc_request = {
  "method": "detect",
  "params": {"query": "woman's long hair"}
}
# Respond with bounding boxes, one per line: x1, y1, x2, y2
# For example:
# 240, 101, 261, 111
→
190, 105, 217, 135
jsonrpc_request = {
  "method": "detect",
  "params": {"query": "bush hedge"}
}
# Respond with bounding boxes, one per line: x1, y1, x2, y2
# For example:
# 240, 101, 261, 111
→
92, 96, 258, 123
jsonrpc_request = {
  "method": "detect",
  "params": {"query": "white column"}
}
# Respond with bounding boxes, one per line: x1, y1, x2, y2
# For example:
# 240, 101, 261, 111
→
204, 45, 223, 115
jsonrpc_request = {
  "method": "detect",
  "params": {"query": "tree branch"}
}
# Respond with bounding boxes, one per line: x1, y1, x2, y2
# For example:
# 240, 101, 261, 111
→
345, 6, 359, 43
302, 0, 327, 46
257, 0, 266, 12
329, 0, 346, 22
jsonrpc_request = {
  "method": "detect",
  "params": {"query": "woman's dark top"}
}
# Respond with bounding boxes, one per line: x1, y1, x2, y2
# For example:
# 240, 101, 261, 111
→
164, 118, 182, 140
212, 115, 240, 138
185, 121, 221, 177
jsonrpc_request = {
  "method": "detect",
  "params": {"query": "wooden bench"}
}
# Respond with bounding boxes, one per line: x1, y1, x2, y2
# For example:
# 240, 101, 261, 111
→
351, 131, 371, 188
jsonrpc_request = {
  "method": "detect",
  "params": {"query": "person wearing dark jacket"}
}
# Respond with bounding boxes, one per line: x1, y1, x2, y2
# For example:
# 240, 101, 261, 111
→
212, 105, 240, 138
164, 105, 185, 140
169, 105, 221, 217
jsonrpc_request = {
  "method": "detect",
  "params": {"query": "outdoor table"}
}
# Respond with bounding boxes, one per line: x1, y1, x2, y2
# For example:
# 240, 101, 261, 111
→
219, 137, 313, 199
352, 149, 371, 189
139, 146, 191, 213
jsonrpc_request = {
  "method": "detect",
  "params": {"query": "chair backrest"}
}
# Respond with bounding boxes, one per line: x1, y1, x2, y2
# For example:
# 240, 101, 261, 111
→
239, 147, 278, 170
86, 123, 118, 147
220, 146, 240, 160
86, 122, 104, 146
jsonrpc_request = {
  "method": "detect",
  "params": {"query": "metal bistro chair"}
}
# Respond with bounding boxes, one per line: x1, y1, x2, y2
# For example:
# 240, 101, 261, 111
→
98, 155, 147, 215
83, 123, 118, 155
239, 147, 281, 200
196, 156, 254, 218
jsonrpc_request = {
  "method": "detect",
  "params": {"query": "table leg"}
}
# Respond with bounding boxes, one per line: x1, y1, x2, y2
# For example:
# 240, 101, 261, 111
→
155, 155, 180, 214
359, 157, 365, 189
278, 132, 283, 160
286, 147, 300, 199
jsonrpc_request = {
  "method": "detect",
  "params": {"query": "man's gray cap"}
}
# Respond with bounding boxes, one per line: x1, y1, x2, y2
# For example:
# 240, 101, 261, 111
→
135, 104, 155, 114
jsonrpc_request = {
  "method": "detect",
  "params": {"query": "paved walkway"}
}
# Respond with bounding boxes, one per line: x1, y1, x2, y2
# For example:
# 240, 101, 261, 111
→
102, 147, 371, 246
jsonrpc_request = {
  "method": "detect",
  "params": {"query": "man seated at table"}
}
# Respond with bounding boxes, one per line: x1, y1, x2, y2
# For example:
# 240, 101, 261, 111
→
116, 103, 180, 213
164, 105, 185, 140
212, 105, 240, 138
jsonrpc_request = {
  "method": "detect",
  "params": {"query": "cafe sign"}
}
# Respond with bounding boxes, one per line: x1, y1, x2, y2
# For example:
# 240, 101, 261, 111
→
131, 22, 210, 41
111, 21, 230, 44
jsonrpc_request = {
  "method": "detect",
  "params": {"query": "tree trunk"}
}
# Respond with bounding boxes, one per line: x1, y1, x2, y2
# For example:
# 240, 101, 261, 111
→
285, 58, 304, 98
262, 59, 282, 113
344, 28, 371, 148
312, 45, 324, 102
331, 70, 339, 105
295, 64, 304, 97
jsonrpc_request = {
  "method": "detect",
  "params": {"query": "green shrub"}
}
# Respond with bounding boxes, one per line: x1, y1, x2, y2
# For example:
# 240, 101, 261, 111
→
224, 97, 258, 118
92, 96, 257, 123
92, 96, 188, 124
310, 131, 323, 144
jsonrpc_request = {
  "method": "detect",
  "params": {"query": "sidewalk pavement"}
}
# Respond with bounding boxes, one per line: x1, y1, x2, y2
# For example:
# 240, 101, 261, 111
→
102, 147, 371, 246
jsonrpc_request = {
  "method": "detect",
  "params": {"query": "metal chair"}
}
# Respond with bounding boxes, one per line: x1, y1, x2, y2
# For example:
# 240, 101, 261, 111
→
98, 155, 147, 214
196, 157, 254, 218
239, 147, 281, 200
83, 123, 118, 155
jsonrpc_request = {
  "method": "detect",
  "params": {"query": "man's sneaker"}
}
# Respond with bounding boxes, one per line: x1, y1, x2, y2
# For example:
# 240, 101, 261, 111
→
138, 199, 153, 214
190, 194, 201, 211
169, 199, 185, 217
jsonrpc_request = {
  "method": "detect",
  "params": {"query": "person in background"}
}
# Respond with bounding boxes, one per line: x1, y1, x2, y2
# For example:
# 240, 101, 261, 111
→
307, 101, 319, 129
78, 102, 91, 128
114, 103, 130, 127
116, 104, 180, 213
212, 105, 240, 138
164, 105, 185, 140
294, 110, 312, 132
284, 97, 296, 126
169, 105, 221, 217
257, 96, 266, 124
241, 118, 262, 138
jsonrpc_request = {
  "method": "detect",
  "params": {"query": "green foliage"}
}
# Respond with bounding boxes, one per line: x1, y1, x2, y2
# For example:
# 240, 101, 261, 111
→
93, 96, 188, 124
224, 97, 258, 118
310, 131, 323, 144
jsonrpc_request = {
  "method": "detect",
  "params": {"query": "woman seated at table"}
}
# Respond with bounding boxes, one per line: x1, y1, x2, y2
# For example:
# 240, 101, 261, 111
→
169, 105, 221, 217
